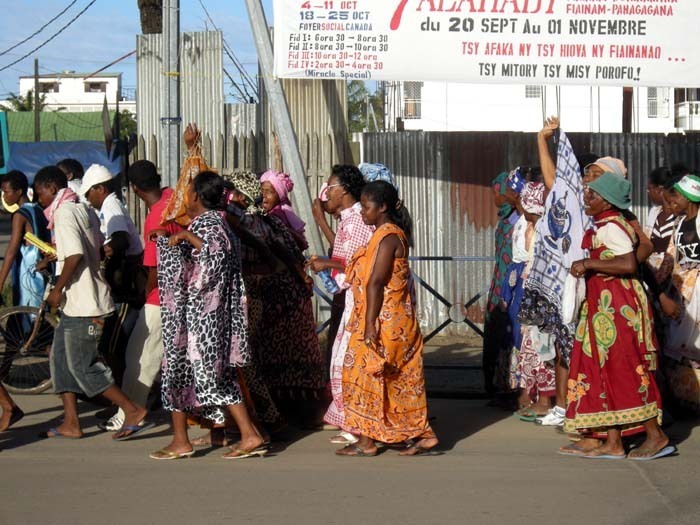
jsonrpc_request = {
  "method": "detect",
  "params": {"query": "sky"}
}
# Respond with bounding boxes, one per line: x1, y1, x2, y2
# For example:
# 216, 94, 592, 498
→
0, 0, 274, 102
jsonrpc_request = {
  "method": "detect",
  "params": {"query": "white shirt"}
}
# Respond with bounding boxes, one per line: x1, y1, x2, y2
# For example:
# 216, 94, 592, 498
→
512, 215, 530, 263
596, 223, 634, 256
98, 193, 143, 256
54, 202, 115, 317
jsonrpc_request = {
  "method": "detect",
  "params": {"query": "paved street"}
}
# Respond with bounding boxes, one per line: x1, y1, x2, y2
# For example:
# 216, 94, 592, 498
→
1, 215, 699, 525
0, 393, 698, 525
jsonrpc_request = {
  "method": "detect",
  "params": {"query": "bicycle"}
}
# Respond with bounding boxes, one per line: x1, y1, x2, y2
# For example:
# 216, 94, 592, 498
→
0, 274, 58, 394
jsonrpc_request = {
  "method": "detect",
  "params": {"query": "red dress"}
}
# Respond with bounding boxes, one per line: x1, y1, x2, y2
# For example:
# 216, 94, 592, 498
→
564, 211, 661, 436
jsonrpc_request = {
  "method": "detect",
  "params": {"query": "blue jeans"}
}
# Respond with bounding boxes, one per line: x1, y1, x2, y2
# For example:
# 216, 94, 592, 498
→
50, 314, 116, 398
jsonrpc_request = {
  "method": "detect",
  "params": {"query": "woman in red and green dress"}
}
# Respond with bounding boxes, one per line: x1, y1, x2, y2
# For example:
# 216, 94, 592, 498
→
563, 171, 673, 460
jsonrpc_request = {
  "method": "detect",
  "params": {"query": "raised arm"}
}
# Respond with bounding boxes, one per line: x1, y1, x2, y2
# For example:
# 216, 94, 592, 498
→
537, 116, 559, 190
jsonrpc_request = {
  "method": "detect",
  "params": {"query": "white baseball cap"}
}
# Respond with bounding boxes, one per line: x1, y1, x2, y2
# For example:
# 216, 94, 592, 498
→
79, 164, 114, 196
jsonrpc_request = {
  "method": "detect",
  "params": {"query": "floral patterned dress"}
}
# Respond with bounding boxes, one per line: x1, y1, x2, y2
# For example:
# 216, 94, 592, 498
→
157, 210, 249, 425
564, 211, 661, 436
342, 223, 435, 443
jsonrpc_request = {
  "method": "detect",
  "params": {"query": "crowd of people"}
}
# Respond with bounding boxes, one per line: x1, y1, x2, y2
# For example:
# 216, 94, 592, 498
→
484, 117, 699, 460
1, 117, 697, 461
0, 124, 436, 459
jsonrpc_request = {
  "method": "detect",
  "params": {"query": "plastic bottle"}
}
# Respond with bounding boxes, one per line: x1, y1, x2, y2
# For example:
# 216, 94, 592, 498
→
318, 268, 340, 294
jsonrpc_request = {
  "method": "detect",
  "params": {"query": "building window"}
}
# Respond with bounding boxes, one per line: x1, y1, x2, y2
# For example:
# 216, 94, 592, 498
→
403, 81, 423, 119
39, 82, 59, 93
525, 85, 542, 99
648, 87, 670, 119
84, 82, 107, 93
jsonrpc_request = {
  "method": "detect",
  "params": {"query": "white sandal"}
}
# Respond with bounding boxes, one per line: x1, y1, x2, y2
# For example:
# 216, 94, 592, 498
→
329, 431, 359, 445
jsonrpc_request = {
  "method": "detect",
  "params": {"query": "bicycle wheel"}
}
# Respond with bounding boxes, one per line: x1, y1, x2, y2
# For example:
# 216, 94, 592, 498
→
0, 306, 58, 394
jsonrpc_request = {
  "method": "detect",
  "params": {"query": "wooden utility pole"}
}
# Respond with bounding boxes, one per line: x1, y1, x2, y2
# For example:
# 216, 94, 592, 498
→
34, 58, 40, 142
244, 0, 324, 256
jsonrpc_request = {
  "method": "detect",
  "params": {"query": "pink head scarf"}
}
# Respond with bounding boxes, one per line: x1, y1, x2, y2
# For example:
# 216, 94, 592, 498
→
260, 170, 307, 240
44, 187, 78, 230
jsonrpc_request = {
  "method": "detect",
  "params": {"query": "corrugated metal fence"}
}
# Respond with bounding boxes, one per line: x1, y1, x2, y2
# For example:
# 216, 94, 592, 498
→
136, 31, 225, 187
362, 131, 700, 336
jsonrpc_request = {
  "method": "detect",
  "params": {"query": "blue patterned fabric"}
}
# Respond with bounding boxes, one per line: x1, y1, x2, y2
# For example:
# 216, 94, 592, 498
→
359, 163, 397, 188
518, 131, 592, 361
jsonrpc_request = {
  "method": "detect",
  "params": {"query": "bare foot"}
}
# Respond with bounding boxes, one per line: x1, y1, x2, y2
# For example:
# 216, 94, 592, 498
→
516, 395, 532, 411
0, 406, 23, 432
157, 441, 194, 456
122, 405, 148, 430
47, 422, 83, 439
531, 398, 553, 414
335, 444, 378, 456
558, 442, 588, 456
191, 428, 235, 447
222, 437, 266, 459
399, 437, 439, 456
569, 437, 602, 451
581, 442, 625, 458
627, 433, 670, 459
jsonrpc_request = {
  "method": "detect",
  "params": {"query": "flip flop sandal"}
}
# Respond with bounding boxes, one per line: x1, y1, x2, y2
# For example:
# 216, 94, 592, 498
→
580, 453, 626, 460
329, 433, 359, 445
149, 449, 195, 460
515, 407, 549, 422
557, 443, 588, 456
222, 445, 269, 459
400, 443, 444, 457
113, 421, 156, 441
336, 445, 377, 457
627, 444, 677, 461
39, 427, 82, 439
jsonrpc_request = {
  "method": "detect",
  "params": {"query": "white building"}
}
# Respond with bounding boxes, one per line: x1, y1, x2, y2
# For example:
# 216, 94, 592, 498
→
15, 71, 135, 114
384, 82, 699, 134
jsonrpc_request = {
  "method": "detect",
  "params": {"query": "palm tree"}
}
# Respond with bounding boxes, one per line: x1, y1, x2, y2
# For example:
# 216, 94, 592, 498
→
2, 90, 47, 112
138, 0, 163, 34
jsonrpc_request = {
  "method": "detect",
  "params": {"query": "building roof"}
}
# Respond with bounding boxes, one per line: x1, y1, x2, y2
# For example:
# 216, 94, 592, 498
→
5, 111, 115, 142
19, 72, 121, 80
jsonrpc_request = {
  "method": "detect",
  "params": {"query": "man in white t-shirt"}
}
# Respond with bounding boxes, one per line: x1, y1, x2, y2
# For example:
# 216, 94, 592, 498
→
33, 166, 151, 440
80, 164, 145, 385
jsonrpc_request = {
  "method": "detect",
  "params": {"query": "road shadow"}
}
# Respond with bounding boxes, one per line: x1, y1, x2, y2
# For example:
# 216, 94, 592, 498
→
426, 397, 511, 452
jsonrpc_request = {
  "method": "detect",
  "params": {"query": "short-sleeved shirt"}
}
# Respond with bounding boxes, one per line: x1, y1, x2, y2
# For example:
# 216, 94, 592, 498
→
99, 193, 143, 257
331, 202, 374, 266
646, 205, 676, 254
143, 188, 181, 305
596, 222, 634, 256
675, 216, 700, 266
54, 202, 115, 317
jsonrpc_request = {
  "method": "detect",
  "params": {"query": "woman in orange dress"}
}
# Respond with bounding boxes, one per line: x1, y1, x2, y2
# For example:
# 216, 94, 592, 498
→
338, 180, 438, 457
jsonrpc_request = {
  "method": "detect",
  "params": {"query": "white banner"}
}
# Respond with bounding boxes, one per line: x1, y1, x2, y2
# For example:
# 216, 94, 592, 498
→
273, 0, 700, 87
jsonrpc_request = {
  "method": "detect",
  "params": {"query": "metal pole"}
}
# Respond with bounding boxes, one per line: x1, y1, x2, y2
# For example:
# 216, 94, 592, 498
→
161, 0, 180, 187
34, 58, 40, 142
244, 0, 324, 256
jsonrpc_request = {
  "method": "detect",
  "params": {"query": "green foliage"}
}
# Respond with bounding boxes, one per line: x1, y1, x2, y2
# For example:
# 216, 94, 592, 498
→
3, 90, 47, 112
117, 110, 137, 139
347, 81, 385, 133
